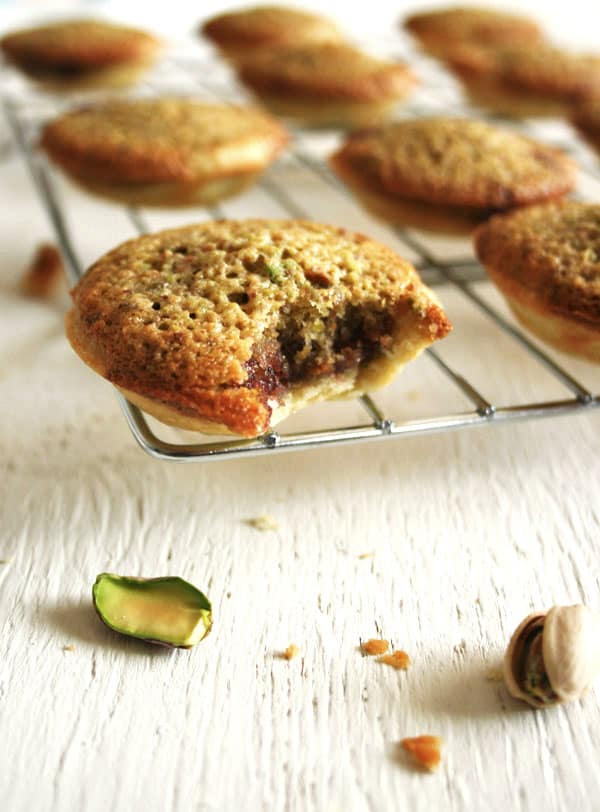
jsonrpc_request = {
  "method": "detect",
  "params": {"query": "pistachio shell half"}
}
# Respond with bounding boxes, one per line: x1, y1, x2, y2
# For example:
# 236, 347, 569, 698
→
503, 604, 600, 708
543, 605, 600, 704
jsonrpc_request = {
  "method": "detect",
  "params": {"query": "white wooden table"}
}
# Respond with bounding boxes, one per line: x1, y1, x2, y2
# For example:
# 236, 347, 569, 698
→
2, 13, 600, 812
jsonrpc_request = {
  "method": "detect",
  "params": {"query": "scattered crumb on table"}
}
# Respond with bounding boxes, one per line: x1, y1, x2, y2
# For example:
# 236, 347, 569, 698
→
357, 552, 374, 559
401, 735, 443, 772
379, 650, 411, 670
283, 644, 299, 660
244, 514, 279, 531
21, 243, 64, 299
485, 667, 504, 682
361, 638, 389, 656
62, 645, 75, 652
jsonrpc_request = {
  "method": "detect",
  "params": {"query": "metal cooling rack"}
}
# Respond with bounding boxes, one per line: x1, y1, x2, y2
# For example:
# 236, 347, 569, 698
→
2, 42, 599, 462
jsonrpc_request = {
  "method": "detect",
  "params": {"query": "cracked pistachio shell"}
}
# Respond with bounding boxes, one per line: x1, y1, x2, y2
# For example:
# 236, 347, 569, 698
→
92, 573, 212, 648
543, 605, 600, 704
503, 605, 600, 708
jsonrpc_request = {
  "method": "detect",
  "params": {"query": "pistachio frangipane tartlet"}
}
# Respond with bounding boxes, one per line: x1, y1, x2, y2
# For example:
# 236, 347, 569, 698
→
474, 202, 600, 362
0, 19, 161, 89
330, 118, 576, 233
444, 43, 600, 117
201, 5, 342, 62
66, 219, 451, 437
236, 43, 417, 128
40, 99, 289, 207
403, 6, 543, 58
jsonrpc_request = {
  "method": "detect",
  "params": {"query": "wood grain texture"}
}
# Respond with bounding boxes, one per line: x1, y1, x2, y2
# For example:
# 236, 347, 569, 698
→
1, 51, 600, 812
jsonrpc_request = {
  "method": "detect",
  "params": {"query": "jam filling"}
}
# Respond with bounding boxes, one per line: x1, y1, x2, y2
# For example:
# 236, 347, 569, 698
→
242, 305, 394, 400
243, 339, 289, 399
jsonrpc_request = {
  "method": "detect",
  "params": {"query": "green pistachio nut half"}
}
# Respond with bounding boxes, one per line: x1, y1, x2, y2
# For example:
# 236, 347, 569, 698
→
92, 573, 212, 648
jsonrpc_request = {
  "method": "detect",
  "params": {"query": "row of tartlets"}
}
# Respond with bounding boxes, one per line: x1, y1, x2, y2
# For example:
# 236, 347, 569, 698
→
2, 6, 600, 439
65, 201, 600, 439
405, 7, 600, 118
3, 8, 600, 130
0, 12, 416, 128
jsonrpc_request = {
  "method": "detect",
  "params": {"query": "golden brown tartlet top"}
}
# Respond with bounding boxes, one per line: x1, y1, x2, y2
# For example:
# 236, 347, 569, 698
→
0, 19, 160, 70
403, 6, 542, 49
237, 43, 416, 102
68, 219, 450, 435
445, 43, 600, 102
474, 202, 600, 324
40, 99, 289, 184
330, 118, 576, 210
202, 5, 341, 49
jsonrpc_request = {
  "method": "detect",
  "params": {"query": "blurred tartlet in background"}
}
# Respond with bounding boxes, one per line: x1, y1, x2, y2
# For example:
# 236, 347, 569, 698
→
402, 6, 544, 58
201, 5, 342, 63
0, 18, 162, 90
474, 202, 600, 362
39, 98, 290, 207
330, 118, 577, 234
235, 42, 417, 128
444, 42, 600, 118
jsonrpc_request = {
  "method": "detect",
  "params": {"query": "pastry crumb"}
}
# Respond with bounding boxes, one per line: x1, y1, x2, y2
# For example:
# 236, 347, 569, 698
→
485, 667, 504, 682
379, 650, 411, 670
401, 735, 443, 772
245, 514, 279, 531
361, 638, 389, 656
62, 644, 75, 652
21, 243, 64, 299
283, 644, 299, 660
357, 551, 374, 559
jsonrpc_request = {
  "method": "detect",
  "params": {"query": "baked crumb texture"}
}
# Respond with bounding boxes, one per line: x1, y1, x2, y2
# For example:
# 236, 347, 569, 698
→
403, 6, 543, 56
40, 99, 289, 207
331, 118, 576, 213
236, 43, 416, 126
0, 19, 161, 88
66, 219, 451, 437
401, 735, 443, 772
362, 638, 390, 656
379, 650, 411, 670
283, 644, 299, 660
245, 514, 279, 531
202, 6, 341, 59
474, 202, 600, 362
21, 243, 64, 299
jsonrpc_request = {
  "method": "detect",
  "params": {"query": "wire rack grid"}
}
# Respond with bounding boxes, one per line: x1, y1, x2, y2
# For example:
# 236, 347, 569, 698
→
2, 41, 599, 462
